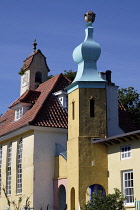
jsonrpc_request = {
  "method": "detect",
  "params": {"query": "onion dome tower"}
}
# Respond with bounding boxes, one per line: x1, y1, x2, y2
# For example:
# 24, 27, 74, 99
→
67, 11, 106, 93
67, 11, 108, 209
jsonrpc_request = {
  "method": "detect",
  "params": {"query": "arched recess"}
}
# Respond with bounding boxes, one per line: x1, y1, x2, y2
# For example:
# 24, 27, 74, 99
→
59, 185, 66, 210
35, 71, 42, 83
86, 184, 106, 201
70, 187, 75, 210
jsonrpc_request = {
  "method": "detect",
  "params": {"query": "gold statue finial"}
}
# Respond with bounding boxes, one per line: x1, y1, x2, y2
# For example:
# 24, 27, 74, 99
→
84, 11, 96, 23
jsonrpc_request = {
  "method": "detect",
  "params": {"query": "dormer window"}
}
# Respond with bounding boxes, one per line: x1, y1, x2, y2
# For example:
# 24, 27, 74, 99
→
15, 107, 23, 120
9, 102, 32, 121
53, 90, 68, 109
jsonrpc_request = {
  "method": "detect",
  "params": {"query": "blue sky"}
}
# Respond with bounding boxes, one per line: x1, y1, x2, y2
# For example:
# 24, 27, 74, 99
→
0, 0, 140, 114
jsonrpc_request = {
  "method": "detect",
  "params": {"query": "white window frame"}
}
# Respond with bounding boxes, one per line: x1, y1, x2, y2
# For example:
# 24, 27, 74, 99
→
15, 107, 23, 121
17, 140, 23, 194
123, 170, 134, 206
53, 90, 68, 109
7, 143, 12, 195
121, 145, 131, 160
58, 97, 63, 106
0, 146, 2, 196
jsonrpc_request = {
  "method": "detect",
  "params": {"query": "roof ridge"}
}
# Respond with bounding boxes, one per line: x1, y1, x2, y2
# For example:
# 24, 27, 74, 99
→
50, 73, 64, 92
37, 73, 62, 89
62, 73, 72, 83
23, 49, 44, 62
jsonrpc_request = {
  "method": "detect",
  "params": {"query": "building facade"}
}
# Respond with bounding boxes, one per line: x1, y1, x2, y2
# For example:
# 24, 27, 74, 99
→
0, 11, 139, 210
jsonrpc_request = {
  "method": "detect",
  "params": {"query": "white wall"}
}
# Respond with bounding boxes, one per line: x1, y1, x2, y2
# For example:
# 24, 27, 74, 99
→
106, 85, 124, 137
33, 127, 67, 210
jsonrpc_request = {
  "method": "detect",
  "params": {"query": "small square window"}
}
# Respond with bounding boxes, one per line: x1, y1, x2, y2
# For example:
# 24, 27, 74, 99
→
121, 145, 131, 160
15, 107, 23, 121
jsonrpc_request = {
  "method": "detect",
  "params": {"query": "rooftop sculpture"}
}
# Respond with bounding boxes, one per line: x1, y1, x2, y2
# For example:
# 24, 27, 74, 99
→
84, 11, 96, 23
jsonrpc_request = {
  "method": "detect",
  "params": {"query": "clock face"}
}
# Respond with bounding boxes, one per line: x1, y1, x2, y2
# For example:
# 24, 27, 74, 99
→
21, 73, 28, 88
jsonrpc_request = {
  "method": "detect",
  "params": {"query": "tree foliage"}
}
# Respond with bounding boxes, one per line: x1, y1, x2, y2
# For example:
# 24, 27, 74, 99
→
118, 87, 140, 128
63, 70, 77, 81
84, 188, 126, 210
48, 69, 77, 81
47, 74, 54, 79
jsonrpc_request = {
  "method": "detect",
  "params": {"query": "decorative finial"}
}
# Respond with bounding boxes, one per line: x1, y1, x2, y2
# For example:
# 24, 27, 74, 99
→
32, 39, 37, 52
84, 11, 96, 23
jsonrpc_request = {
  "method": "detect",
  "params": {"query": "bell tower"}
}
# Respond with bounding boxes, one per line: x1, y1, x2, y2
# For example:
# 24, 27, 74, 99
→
19, 40, 50, 96
66, 12, 108, 209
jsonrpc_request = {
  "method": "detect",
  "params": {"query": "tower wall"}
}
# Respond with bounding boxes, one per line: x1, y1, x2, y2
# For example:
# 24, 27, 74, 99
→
67, 87, 108, 209
20, 52, 49, 96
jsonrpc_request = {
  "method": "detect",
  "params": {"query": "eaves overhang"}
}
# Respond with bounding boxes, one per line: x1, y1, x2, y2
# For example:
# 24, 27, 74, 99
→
0, 125, 68, 143
92, 130, 140, 146
65, 80, 106, 94
0, 125, 32, 143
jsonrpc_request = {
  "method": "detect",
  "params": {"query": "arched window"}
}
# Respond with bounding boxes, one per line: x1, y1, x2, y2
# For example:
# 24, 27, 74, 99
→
35, 71, 42, 83
71, 187, 75, 210
59, 185, 66, 209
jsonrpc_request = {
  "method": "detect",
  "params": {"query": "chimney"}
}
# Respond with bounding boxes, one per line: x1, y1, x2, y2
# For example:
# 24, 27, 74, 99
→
106, 70, 112, 83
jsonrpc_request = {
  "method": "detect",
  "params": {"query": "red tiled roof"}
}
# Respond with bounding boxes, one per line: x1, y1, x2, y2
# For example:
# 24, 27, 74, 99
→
0, 76, 138, 138
32, 94, 68, 127
0, 74, 71, 137
21, 49, 50, 72
118, 100, 138, 132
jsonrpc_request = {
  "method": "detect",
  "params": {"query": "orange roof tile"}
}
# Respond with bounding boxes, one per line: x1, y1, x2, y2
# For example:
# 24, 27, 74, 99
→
0, 74, 70, 137
118, 100, 138, 132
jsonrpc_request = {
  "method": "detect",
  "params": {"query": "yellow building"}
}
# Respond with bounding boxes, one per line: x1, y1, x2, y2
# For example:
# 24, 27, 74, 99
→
0, 11, 139, 210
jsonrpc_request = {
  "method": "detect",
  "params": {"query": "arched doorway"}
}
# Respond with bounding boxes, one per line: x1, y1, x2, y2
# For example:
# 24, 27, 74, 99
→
59, 185, 66, 210
90, 184, 106, 196
87, 184, 106, 201
70, 187, 75, 210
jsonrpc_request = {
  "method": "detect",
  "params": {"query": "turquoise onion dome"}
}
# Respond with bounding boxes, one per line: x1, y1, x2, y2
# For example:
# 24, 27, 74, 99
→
73, 22, 101, 64
72, 12, 105, 83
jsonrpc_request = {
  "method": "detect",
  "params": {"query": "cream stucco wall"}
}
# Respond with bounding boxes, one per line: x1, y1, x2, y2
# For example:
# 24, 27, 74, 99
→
108, 139, 140, 210
0, 131, 34, 210
0, 126, 67, 210
67, 137, 79, 210
54, 155, 67, 179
